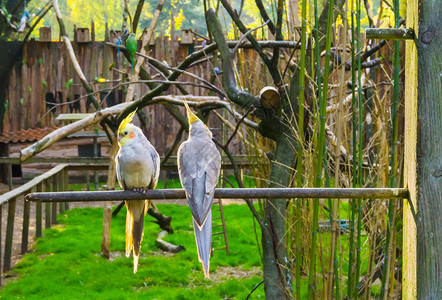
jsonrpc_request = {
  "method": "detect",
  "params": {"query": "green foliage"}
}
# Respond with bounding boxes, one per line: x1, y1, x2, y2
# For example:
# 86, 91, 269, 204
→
27, 0, 207, 40
0, 204, 267, 299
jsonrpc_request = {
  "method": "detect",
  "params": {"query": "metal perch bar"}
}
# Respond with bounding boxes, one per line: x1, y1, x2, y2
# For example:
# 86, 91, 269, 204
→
26, 188, 409, 202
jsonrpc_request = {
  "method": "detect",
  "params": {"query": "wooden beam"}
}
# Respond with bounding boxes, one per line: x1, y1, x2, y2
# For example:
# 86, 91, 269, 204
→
413, 0, 442, 297
25, 188, 410, 202
0, 164, 68, 207
366, 28, 414, 40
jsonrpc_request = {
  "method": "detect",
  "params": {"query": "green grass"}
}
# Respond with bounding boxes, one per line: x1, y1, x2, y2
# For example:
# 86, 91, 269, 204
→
0, 204, 265, 299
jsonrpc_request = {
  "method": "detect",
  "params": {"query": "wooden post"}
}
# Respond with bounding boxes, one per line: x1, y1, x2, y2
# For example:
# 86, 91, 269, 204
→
36, 182, 42, 238
101, 138, 119, 259
51, 175, 57, 224
7, 163, 12, 191
93, 137, 99, 190
63, 168, 69, 210
404, 0, 442, 298
21, 189, 31, 254
57, 172, 64, 214
415, 0, 442, 298
4, 197, 16, 272
0, 205, 2, 285
44, 179, 51, 229
0, 143, 9, 184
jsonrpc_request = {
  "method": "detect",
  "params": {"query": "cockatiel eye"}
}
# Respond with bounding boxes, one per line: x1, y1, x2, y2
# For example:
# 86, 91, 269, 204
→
124, 131, 128, 135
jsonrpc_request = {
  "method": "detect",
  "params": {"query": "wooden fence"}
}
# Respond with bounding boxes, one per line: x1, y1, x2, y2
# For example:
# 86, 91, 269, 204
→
1, 32, 399, 157
1, 37, 250, 156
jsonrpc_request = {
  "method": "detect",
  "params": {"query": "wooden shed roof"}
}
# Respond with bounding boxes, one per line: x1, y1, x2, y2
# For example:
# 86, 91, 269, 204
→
0, 127, 61, 144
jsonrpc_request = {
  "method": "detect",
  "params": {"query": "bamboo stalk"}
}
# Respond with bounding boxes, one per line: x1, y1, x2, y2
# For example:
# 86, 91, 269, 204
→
329, 15, 349, 300
295, 0, 308, 298
355, 0, 364, 297
308, 0, 335, 297
380, 0, 401, 297
347, 0, 358, 296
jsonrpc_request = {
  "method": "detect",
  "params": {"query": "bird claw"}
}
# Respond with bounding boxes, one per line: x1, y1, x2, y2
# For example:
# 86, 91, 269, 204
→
133, 188, 148, 194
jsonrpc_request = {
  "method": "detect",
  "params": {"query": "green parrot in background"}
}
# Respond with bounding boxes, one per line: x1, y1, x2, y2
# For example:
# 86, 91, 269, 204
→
125, 33, 137, 74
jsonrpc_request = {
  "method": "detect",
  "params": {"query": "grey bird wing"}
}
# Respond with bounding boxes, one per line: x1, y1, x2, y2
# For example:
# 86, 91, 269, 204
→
115, 153, 127, 190
178, 139, 221, 228
147, 143, 160, 190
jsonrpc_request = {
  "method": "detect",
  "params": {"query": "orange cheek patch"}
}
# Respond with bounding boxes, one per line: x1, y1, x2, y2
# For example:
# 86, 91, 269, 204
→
128, 131, 136, 139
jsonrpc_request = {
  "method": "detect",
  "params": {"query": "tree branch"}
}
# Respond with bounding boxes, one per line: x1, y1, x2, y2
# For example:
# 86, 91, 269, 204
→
254, 0, 276, 35
132, 0, 145, 34
53, 0, 101, 112
20, 102, 130, 161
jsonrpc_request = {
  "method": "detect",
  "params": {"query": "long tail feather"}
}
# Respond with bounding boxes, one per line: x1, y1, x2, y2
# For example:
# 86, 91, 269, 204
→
131, 57, 134, 75
125, 200, 146, 273
193, 211, 212, 278
125, 208, 133, 257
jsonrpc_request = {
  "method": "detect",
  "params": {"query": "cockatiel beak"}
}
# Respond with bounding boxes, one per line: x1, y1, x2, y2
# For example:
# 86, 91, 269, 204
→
183, 101, 199, 125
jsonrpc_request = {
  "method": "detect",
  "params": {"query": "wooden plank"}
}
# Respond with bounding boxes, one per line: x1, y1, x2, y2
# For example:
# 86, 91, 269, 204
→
414, 0, 442, 297
3, 197, 16, 272
30, 41, 40, 127
9, 66, 18, 131
36, 182, 43, 238
21, 188, 31, 254
21, 47, 28, 129
403, 0, 418, 297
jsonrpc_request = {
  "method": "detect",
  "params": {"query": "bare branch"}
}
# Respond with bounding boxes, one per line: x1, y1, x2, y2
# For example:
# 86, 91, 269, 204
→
20, 102, 130, 161
53, 0, 102, 111
232, 20, 270, 57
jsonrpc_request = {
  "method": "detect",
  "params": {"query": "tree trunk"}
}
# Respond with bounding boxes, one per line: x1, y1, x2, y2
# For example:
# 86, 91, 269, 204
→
262, 126, 296, 299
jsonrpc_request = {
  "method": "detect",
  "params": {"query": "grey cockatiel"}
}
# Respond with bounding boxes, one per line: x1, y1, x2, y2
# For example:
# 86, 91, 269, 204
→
116, 110, 160, 273
177, 102, 221, 278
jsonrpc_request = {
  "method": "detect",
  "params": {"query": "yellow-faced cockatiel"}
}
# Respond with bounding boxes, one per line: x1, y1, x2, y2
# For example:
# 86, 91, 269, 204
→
115, 110, 160, 273
177, 102, 221, 278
